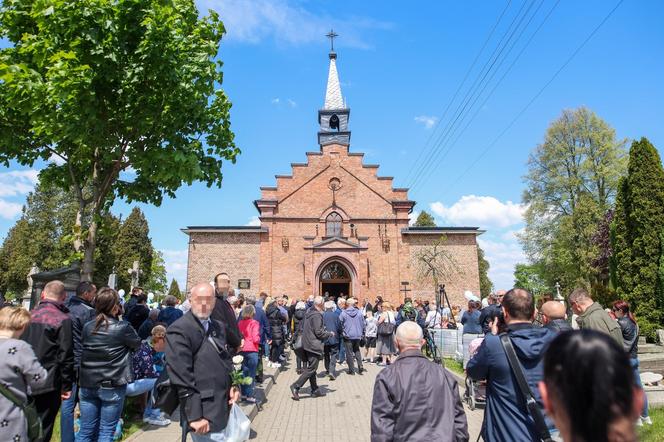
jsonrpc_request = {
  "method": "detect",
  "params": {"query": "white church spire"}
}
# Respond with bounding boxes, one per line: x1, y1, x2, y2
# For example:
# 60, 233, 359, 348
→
324, 29, 344, 110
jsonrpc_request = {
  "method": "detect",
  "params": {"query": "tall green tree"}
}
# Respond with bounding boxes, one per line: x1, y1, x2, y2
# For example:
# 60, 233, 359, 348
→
513, 263, 549, 296
0, 0, 238, 281
113, 207, 153, 291
167, 278, 182, 300
0, 180, 120, 295
414, 211, 436, 227
144, 250, 168, 294
612, 138, 664, 339
520, 107, 627, 293
477, 246, 492, 297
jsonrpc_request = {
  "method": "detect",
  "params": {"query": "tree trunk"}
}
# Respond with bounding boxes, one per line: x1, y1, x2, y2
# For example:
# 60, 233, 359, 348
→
80, 215, 98, 282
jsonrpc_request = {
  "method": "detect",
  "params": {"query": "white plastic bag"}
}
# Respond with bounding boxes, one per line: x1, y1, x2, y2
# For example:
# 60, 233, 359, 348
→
222, 403, 251, 442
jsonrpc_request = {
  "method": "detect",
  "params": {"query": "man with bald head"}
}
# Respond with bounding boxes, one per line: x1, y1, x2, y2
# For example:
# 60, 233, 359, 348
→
370, 321, 469, 441
21, 279, 75, 442
166, 283, 239, 440
540, 301, 572, 333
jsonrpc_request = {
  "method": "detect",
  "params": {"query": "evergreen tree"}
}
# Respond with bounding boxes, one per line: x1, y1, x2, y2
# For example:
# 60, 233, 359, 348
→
477, 246, 493, 297
414, 211, 436, 227
113, 208, 153, 291
167, 278, 182, 300
0, 219, 35, 299
612, 138, 664, 339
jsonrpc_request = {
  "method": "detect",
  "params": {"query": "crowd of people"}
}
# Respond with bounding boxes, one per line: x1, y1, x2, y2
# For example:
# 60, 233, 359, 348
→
0, 274, 657, 442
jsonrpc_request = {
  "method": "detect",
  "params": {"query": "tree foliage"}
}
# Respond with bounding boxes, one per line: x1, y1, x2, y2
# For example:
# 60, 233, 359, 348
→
520, 107, 627, 294
513, 263, 549, 296
113, 207, 153, 291
0, 181, 120, 296
144, 250, 167, 294
167, 278, 182, 300
414, 211, 436, 227
477, 246, 492, 297
612, 138, 664, 340
0, 0, 238, 281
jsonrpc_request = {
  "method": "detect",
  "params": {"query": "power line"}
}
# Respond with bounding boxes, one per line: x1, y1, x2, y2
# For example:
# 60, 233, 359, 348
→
444, 0, 624, 194
409, 0, 533, 189
410, 0, 560, 193
409, 0, 539, 191
404, 0, 513, 185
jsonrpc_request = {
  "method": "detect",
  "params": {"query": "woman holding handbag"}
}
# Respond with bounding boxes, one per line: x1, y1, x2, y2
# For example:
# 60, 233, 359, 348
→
0, 306, 48, 442
375, 302, 397, 366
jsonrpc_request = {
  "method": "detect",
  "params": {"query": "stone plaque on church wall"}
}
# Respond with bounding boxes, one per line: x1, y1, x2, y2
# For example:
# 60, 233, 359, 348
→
238, 279, 251, 290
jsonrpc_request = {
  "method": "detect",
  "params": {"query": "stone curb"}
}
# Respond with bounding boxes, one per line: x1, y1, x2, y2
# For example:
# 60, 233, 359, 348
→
124, 352, 289, 441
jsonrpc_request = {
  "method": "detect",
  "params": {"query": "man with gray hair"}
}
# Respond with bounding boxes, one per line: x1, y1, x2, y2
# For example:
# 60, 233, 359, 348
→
340, 298, 366, 375
569, 287, 623, 345
290, 296, 333, 400
371, 321, 468, 441
322, 300, 341, 380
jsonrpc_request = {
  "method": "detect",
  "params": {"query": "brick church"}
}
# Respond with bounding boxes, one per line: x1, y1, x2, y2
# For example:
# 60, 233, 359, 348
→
183, 47, 483, 307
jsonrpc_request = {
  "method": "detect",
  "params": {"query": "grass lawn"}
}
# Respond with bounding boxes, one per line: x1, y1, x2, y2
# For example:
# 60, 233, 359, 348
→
638, 407, 664, 441
444, 357, 465, 376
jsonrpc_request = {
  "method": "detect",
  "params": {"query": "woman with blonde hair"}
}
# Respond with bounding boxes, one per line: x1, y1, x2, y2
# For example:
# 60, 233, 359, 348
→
0, 307, 47, 442
376, 301, 397, 366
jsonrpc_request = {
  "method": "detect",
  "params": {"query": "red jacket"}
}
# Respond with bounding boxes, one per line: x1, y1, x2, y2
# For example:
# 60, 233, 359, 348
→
238, 318, 260, 352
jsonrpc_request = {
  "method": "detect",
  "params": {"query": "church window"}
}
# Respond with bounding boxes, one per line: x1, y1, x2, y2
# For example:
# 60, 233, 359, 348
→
321, 262, 350, 280
326, 212, 342, 237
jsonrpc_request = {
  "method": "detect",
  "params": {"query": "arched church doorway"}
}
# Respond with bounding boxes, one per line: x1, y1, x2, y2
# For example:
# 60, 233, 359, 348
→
318, 260, 352, 301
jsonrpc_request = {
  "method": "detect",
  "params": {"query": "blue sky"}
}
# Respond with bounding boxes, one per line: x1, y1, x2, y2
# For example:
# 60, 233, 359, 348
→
1, 0, 663, 292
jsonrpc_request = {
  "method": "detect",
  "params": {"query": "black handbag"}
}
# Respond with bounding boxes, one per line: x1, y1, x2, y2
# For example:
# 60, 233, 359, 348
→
500, 334, 554, 442
377, 315, 395, 336
153, 369, 179, 415
0, 384, 42, 441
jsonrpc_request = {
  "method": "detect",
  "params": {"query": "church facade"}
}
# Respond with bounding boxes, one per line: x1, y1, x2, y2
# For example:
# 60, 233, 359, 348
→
183, 49, 483, 307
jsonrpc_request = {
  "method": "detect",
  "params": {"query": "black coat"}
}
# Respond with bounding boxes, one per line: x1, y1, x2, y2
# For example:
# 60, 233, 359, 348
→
371, 350, 469, 442
302, 308, 332, 356
211, 294, 242, 351
165, 312, 233, 432
79, 317, 141, 388
266, 303, 286, 344
126, 303, 149, 331
21, 300, 75, 394
65, 295, 96, 369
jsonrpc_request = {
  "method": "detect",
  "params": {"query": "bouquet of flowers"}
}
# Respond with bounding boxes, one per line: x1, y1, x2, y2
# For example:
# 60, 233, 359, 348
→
230, 355, 253, 386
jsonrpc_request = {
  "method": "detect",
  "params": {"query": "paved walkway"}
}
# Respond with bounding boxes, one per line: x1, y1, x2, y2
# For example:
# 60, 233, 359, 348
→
250, 357, 483, 441
130, 355, 484, 441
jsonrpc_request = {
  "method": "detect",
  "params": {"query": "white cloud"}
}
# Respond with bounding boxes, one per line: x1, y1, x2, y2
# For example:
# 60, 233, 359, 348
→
197, 0, 392, 49
287, 98, 297, 108
414, 115, 438, 129
408, 210, 420, 226
48, 153, 66, 166
430, 195, 525, 229
0, 200, 23, 220
0, 170, 40, 197
161, 249, 188, 289
271, 98, 280, 104
246, 216, 261, 226
478, 237, 526, 291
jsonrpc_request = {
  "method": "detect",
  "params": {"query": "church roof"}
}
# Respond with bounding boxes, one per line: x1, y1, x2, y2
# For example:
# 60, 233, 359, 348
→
324, 53, 344, 110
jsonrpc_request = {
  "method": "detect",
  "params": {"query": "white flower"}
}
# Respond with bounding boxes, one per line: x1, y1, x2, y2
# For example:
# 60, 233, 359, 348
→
232, 355, 244, 365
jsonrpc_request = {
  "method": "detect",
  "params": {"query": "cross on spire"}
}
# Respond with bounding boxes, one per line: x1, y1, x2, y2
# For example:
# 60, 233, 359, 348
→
326, 29, 338, 52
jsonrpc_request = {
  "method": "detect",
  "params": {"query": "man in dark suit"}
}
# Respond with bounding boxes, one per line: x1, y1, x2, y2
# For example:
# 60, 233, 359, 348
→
211, 272, 242, 352
166, 283, 240, 439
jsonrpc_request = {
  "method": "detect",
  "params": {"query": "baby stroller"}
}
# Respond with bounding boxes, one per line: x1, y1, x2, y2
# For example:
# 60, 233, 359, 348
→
463, 376, 486, 410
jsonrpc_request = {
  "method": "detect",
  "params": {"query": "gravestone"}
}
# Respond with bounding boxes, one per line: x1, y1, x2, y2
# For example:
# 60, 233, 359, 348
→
28, 263, 81, 310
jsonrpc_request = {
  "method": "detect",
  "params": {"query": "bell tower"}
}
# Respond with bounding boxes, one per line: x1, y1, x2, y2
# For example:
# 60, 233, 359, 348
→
318, 29, 350, 147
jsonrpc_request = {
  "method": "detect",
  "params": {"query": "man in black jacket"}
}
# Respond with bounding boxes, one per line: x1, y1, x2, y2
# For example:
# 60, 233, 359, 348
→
21, 280, 75, 442
61, 281, 96, 442
166, 282, 240, 438
211, 272, 242, 352
371, 321, 469, 442
290, 296, 333, 400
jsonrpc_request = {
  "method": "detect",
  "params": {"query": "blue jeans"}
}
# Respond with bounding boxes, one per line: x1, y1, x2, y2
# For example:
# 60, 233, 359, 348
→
631, 358, 649, 417
191, 432, 227, 442
60, 383, 77, 442
78, 385, 127, 442
339, 337, 346, 361
126, 377, 159, 417
241, 352, 259, 398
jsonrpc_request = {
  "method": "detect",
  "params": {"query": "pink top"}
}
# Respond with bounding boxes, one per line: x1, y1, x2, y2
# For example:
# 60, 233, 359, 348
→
238, 318, 260, 353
